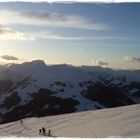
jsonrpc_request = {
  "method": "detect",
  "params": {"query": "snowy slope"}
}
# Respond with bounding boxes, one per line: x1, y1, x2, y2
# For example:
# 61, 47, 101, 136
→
0, 104, 140, 138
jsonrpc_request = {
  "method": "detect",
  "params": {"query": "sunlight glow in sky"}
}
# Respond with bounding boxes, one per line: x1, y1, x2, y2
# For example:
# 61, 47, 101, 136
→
0, 2, 140, 69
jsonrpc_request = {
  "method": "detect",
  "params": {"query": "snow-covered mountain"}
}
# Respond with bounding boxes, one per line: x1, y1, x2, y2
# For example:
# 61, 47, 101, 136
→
0, 104, 140, 137
0, 60, 140, 124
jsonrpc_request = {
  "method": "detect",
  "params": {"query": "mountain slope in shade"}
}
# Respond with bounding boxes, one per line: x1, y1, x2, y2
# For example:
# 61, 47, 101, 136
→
0, 104, 140, 137
0, 60, 140, 124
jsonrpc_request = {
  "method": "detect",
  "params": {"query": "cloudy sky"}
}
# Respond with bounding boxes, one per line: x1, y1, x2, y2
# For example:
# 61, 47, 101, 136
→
0, 2, 140, 69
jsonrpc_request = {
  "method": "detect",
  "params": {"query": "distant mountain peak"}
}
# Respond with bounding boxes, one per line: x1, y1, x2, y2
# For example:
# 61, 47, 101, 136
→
23, 60, 46, 66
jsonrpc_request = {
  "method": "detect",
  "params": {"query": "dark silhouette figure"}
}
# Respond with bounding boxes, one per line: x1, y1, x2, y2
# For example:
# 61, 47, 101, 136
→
42, 127, 46, 136
39, 129, 42, 135
48, 128, 51, 136
20, 119, 22, 125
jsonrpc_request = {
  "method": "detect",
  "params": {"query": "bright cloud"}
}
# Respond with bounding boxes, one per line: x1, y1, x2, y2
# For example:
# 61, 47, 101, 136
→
47, 35, 127, 40
124, 56, 140, 63
91, 59, 109, 66
0, 27, 35, 41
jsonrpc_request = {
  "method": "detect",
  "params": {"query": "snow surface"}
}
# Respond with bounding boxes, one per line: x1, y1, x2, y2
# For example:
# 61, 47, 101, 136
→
0, 104, 140, 138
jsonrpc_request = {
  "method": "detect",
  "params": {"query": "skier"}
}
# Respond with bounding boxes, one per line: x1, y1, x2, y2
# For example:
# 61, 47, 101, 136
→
42, 127, 46, 136
48, 128, 51, 136
39, 129, 42, 135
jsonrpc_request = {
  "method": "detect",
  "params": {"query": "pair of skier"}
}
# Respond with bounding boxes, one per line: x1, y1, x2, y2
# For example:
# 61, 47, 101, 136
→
39, 127, 51, 136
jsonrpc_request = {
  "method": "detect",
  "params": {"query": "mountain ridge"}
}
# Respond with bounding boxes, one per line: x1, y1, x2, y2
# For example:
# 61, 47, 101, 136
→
0, 60, 140, 124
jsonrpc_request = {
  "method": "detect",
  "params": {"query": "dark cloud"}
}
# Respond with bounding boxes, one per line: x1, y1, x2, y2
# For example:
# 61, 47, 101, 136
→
1, 55, 19, 60
97, 61, 108, 66
124, 56, 140, 63
20, 11, 68, 22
